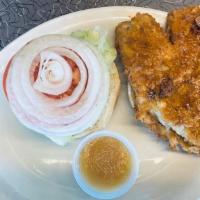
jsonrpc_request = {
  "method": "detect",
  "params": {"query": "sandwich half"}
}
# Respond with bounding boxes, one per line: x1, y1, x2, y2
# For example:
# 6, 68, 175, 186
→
3, 29, 120, 145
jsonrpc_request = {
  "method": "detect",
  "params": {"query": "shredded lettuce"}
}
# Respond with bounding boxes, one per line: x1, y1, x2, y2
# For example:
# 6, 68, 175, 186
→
71, 27, 116, 65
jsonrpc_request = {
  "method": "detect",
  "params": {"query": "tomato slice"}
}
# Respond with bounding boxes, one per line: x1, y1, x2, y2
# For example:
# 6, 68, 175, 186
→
42, 56, 81, 99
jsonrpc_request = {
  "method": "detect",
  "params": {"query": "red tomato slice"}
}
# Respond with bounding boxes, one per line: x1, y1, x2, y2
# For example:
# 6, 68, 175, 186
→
43, 56, 81, 99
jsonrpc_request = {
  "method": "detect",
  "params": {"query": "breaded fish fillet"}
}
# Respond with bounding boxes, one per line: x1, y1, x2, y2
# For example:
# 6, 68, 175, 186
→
116, 6, 200, 154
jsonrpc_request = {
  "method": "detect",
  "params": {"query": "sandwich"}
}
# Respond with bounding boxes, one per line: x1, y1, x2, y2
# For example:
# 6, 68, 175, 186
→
2, 28, 120, 145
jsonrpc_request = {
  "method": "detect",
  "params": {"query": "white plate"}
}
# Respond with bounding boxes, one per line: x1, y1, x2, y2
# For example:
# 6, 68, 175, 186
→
0, 6, 199, 200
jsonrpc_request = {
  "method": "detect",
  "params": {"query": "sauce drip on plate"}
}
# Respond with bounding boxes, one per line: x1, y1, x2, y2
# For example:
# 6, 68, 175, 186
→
80, 136, 132, 190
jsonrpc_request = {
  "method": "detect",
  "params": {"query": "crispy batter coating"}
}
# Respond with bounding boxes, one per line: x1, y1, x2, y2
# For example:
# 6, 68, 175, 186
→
116, 6, 200, 154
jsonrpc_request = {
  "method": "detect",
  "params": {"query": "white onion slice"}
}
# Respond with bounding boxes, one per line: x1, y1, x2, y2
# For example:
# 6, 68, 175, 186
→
4, 35, 110, 137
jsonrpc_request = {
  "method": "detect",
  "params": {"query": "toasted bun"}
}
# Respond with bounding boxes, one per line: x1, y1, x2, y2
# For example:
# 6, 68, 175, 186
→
4, 34, 120, 145
72, 63, 120, 139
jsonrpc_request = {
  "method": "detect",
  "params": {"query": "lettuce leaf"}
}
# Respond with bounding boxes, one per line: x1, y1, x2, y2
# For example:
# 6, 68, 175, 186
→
71, 27, 116, 65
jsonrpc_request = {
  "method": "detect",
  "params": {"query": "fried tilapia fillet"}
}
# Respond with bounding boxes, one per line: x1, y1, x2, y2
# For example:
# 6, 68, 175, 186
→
116, 6, 200, 154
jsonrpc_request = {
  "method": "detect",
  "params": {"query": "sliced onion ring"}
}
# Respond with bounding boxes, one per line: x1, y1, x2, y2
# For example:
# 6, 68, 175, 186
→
3, 35, 110, 137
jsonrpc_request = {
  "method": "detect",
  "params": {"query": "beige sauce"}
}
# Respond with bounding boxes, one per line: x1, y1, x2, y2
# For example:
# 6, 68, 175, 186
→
80, 136, 132, 190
